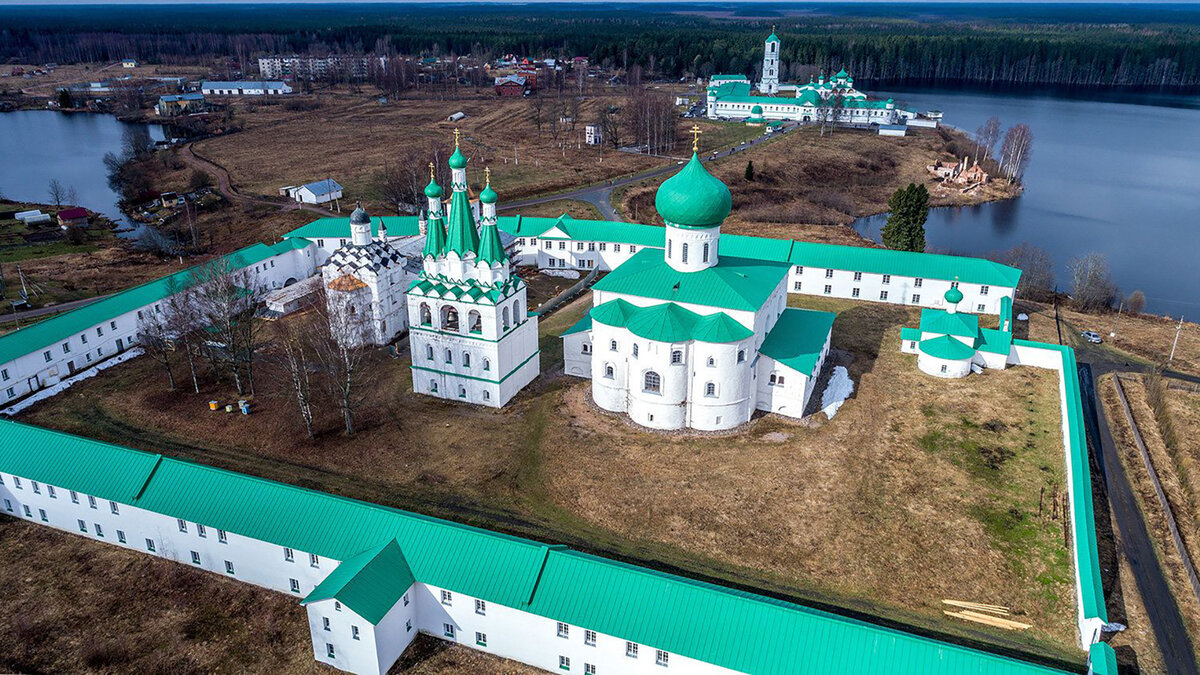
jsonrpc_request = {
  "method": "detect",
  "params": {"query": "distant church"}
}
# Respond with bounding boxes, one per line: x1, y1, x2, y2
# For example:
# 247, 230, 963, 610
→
706, 29, 912, 127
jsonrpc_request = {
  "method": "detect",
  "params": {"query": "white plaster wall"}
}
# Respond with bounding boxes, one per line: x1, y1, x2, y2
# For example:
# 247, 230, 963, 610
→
308, 600, 383, 675
917, 352, 972, 378
664, 225, 720, 272
562, 332, 592, 378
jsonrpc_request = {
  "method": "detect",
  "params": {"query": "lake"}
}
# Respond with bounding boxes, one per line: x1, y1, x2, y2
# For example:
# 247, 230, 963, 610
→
854, 88, 1200, 316
0, 110, 165, 231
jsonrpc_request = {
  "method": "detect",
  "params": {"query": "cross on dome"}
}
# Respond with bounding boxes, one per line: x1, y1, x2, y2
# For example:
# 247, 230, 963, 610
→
428, 162, 435, 180
484, 166, 492, 185
453, 128, 461, 147
689, 124, 703, 153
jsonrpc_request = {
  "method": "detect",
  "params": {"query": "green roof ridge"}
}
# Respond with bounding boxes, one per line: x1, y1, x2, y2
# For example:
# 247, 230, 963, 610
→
445, 189, 480, 257
477, 222, 507, 266
423, 214, 447, 258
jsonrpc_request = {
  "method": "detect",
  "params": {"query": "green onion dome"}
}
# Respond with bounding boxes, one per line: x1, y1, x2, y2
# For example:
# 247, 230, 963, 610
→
751, 104, 763, 115
424, 179, 443, 198
654, 153, 731, 228
479, 183, 498, 204
944, 286, 964, 305
448, 146, 468, 169
349, 204, 370, 225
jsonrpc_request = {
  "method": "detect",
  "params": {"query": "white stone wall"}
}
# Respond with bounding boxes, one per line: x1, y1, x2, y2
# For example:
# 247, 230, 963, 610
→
664, 225, 720, 272
563, 332, 592, 378
917, 352, 972, 378
307, 591, 419, 675
787, 265, 1011, 315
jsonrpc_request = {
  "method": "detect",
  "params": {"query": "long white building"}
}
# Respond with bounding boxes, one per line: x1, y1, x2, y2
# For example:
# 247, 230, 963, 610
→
0, 419, 1118, 675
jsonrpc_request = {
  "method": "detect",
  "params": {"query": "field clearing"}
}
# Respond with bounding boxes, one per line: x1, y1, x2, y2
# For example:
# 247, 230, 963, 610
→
615, 124, 1018, 240
0, 517, 540, 674
19, 292, 1083, 666
500, 199, 602, 220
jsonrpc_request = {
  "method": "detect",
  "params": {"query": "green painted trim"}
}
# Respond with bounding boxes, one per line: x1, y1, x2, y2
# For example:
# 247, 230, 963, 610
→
409, 319, 527, 343
412, 350, 540, 385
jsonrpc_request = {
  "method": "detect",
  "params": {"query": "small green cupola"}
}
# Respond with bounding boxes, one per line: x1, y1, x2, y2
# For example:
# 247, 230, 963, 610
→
424, 177, 443, 199
479, 182, 498, 205
448, 129, 468, 170
766, 27, 780, 43
751, 104, 763, 115
655, 127, 731, 229
944, 284, 964, 311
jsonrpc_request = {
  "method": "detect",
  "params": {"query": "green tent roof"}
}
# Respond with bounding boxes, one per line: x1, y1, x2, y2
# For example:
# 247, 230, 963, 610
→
591, 299, 753, 344
0, 418, 1083, 675
302, 538, 415, 623
444, 189, 480, 257
559, 314, 592, 337
592, 249, 789, 312
766, 31, 781, 43
900, 326, 923, 342
759, 308, 836, 375
423, 214, 447, 258
978, 327, 1014, 355
919, 335, 976, 360
919, 308, 980, 340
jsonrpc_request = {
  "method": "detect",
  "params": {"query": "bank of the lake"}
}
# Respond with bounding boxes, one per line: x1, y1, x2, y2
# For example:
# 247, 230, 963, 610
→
853, 87, 1200, 316
0, 110, 166, 231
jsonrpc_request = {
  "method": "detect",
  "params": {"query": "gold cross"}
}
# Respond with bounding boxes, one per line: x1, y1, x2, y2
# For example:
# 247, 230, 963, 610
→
428, 162, 435, 181
453, 128, 461, 147
689, 124, 702, 153
484, 166, 492, 184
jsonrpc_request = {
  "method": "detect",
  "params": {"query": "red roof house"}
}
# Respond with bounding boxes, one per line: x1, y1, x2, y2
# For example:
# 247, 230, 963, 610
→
57, 207, 89, 228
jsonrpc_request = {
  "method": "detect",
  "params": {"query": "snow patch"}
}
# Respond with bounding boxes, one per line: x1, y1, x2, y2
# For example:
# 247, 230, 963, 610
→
1, 348, 143, 416
1017, 313, 1029, 321
820, 366, 854, 419
542, 268, 581, 279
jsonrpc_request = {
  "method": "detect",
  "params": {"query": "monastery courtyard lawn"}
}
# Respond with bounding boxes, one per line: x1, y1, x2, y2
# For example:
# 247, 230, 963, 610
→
0, 517, 540, 674
18, 294, 1082, 668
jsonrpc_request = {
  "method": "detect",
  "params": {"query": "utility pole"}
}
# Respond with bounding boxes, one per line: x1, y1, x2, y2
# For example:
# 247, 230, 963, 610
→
1170, 315, 1185, 363
1110, 300, 1123, 338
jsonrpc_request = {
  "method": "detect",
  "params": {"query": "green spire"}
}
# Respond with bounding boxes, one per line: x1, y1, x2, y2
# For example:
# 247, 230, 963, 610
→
422, 213, 446, 258
477, 222, 506, 266
444, 189, 479, 257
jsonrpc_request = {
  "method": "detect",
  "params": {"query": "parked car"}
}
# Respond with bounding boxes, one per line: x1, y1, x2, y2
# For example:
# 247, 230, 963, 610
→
1081, 330, 1103, 344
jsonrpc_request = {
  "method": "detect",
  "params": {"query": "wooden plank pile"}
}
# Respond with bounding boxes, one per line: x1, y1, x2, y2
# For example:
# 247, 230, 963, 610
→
941, 599, 1031, 630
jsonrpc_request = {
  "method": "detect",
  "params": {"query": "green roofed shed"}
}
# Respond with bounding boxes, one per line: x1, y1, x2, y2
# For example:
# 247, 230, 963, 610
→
302, 538, 415, 623
759, 308, 836, 375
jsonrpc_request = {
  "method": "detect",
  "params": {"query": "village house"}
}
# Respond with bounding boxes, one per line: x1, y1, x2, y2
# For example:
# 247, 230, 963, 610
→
155, 93, 206, 116
55, 207, 88, 229
287, 179, 344, 206
493, 74, 528, 97
927, 156, 990, 185
200, 80, 292, 96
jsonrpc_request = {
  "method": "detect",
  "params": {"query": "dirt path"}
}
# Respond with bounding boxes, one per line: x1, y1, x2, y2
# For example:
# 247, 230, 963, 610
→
179, 143, 340, 218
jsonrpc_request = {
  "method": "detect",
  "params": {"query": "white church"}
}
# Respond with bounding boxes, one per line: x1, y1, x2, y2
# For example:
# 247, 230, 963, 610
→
321, 204, 414, 346
562, 129, 834, 431
706, 29, 910, 127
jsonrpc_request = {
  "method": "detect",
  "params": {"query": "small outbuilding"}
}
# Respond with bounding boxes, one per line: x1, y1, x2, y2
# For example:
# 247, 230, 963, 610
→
56, 207, 89, 229
289, 179, 343, 205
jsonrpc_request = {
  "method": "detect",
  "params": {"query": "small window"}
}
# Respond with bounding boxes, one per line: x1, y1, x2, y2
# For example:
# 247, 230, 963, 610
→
88, 495, 96, 509
32, 481, 40, 494
476, 599, 487, 615
558, 622, 570, 638
603, 364, 614, 379
671, 350, 682, 365
218, 530, 228, 543
352, 625, 360, 641
290, 578, 300, 593
94, 523, 104, 537
326, 643, 335, 658
632, 343, 639, 358
80, 519, 89, 532
323, 617, 332, 632
48, 485, 56, 497
403, 593, 409, 606
197, 524, 206, 538
627, 642, 639, 658
880, 290, 889, 300
225, 560, 235, 574
737, 350, 745, 363
912, 294, 921, 304
585, 629, 597, 646
853, 271, 862, 281
335, 601, 342, 611
110, 501, 119, 515
950, 280, 959, 289
793, 281, 802, 291
3, 499, 10, 512
585, 665, 596, 675
443, 623, 455, 638
824, 284, 832, 295
191, 551, 201, 564
406, 619, 412, 632
146, 538, 156, 552
981, 285, 990, 295
609, 340, 617, 351
117, 530, 126, 543
39, 508, 47, 522
795, 265, 804, 274
476, 631, 488, 646
643, 371, 661, 394
914, 278, 923, 288
977, 304, 986, 313
656, 650, 670, 667
882, 274, 891, 284
44, 350, 52, 362
851, 288, 860, 298
22, 505, 31, 517
941, 364, 948, 374
310, 553, 320, 568
705, 382, 716, 397
178, 518, 188, 533
442, 589, 453, 605
825, 269, 833, 278
284, 547, 294, 562
559, 656, 571, 671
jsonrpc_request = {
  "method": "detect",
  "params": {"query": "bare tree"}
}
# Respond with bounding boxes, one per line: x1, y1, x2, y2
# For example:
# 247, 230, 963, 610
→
48, 179, 67, 208
597, 104, 622, 149
1000, 123, 1034, 183
310, 288, 375, 435
165, 277, 204, 393
1068, 252, 1118, 311
974, 116, 1002, 163
995, 242, 1055, 300
65, 185, 79, 207
274, 318, 318, 438
137, 307, 177, 391
374, 159, 425, 215
191, 257, 264, 396
1126, 290, 1147, 315
528, 93, 545, 134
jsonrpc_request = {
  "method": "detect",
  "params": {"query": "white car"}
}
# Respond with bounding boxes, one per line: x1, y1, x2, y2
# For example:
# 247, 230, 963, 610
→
1080, 331, 1103, 344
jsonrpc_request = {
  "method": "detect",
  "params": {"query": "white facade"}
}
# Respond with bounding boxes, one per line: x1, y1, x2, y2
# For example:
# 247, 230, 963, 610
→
322, 207, 415, 347
760, 35, 780, 94
200, 81, 293, 96
292, 179, 344, 205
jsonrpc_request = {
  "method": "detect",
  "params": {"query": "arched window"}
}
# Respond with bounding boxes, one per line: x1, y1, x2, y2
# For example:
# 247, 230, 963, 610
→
632, 344, 639, 358
769, 373, 777, 385
706, 356, 715, 367
430, 380, 438, 393
737, 349, 746, 363
348, 304, 356, 315
681, 243, 688, 263
667, 239, 673, 259
458, 385, 467, 398
643, 371, 661, 394
513, 300, 522, 321
462, 352, 471, 367
610, 340, 618, 352
483, 358, 491, 371
483, 390, 490, 400
502, 306, 511, 330
671, 350, 683, 365
441, 306, 459, 332
705, 382, 716, 397
420, 303, 432, 326
468, 310, 482, 334
426, 344, 434, 360
444, 349, 453, 363
604, 363, 614, 379
702, 243, 710, 262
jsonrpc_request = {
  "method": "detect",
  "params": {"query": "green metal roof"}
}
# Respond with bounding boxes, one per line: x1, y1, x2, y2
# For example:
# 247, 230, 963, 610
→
919, 335, 976, 361
559, 314, 592, 338
920, 308, 981, 340
423, 214, 447, 258
302, 538, 415, 623
0, 418, 1083, 675
591, 299, 754, 344
655, 153, 732, 228
1089, 643, 1118, 675
900, 326, 923, 342
445, 189, 480, 257
759, 308, 836, 375
0, 242, 297, 366
476, 223, 507, 266
766, 31, 781, 43
978, 327, 1014, 355
591, 248, 789, 313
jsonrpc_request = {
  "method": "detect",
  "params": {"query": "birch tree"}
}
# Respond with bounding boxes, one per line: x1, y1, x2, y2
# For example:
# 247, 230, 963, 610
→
191, 257, 264, 396
137, 305, 176, 391
1000, 123, 1034, 183
274, 318, 318, 438
310, 288, 375, 436
974, 116, 1001, 163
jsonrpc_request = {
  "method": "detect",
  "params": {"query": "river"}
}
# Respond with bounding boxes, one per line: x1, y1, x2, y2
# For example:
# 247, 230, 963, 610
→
853, 88, 1200, 316
0, 110, 166, 232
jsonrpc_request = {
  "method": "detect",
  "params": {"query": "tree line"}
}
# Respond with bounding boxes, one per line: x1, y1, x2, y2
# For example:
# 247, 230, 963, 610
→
3, 4, 1199, 90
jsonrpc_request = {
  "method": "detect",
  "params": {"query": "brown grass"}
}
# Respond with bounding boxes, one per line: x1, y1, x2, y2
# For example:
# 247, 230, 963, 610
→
1100, 375, 1200, 659
615, 125, 1019, 241
499, 199, 602, 220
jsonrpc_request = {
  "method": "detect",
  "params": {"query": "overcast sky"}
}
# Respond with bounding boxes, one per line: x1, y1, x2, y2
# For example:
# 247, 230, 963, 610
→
2, 0, 1191, 4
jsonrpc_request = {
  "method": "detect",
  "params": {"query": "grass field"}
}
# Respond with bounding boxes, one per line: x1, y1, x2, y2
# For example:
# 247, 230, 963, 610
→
500, 199, 602, 220
18, 290, 1084, 667
0, 517, 541, 674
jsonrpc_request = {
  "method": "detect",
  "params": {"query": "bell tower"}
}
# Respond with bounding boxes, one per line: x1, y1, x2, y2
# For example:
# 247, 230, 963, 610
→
761, 27, 781, 95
